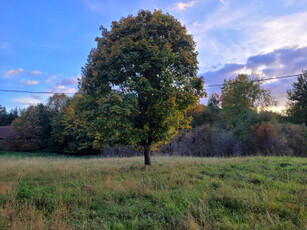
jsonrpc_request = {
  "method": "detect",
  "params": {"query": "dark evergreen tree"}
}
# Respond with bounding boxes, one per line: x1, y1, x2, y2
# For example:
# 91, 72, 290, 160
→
287, 70, 307, 124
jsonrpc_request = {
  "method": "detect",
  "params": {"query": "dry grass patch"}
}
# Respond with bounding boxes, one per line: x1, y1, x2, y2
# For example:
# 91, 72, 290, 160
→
103, 175, 139, 193
0, 181, 13, 195
0, 202, 44, 230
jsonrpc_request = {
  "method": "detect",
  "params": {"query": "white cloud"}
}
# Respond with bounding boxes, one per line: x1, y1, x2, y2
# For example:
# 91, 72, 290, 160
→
52, 85, 76, 94
46, 75, 79, 95
175, 1, 196, 10
55, 85, 65, 90
30, 70, 42, 76
13, 97, 41, 106
186, 2, 257, 71
249, 12, 307, 54
21, 80, 40, 85
4, 68, 23, 78
46, 74, 61, 83
184, 4, 307, 73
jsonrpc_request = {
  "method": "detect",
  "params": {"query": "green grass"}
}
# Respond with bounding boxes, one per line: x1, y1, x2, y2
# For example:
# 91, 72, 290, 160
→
0, 153, 306, 229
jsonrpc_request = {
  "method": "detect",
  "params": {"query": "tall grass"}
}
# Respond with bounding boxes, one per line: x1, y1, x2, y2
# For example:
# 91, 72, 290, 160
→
0, 154, 306, 229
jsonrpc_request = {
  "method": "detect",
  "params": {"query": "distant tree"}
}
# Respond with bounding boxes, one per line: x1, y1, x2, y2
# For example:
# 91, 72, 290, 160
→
46, 93, 68, 114
208, 93, 221, 111
221, 74, 275, 128
81, 10, 205, 165
0, 105, 7, 124
287, 70, 307, 124
0, 105, 19, 126
188, 104, 206, 128
4, 94, 71, 151
207, 93, 222, 123
188, 94, 222, 128
51, 95, 98, 154
6, 104, 51, 151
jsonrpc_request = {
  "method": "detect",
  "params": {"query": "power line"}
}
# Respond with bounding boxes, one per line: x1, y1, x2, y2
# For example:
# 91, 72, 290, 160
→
204, 74, 300, 88
0, 73, 301, 94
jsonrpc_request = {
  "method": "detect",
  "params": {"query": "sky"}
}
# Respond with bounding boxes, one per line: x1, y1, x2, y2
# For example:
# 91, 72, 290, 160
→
1, 0, 307, 111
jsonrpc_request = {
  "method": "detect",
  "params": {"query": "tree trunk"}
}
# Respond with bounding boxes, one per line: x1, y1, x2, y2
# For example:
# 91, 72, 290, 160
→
144, 145, 151, 166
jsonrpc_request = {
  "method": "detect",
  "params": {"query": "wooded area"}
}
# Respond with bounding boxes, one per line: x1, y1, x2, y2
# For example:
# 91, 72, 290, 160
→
1, 71, 306, 158
0, 10, 306, 162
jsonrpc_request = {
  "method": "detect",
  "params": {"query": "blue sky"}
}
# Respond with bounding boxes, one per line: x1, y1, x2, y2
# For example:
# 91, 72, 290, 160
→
1, 0, 307, 111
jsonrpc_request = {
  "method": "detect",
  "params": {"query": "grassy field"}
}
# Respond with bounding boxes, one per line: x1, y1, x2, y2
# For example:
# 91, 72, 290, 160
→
0, 153, 306, 229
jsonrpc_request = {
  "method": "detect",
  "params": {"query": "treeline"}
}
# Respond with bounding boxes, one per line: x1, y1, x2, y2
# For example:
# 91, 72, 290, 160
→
162, 72, 307, 157
1, 71, 306, 157
161, 110, 306, 157
162, 72, 306, 157
1, 95, 67, 152
0, 94, 141, 156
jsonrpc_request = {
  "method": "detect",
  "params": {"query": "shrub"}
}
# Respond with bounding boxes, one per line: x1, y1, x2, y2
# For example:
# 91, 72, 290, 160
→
252, 122, 277, 155
279, 123, 307, 156
160, 118, 306, 157
160, 124, 212, 157
211, 127, 241, 157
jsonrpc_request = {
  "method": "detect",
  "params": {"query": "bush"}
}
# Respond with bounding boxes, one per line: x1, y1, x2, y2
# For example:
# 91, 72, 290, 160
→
160, 124, 212, 157
252, 122, 277, 155
279, 123, 307, 156
160, 117, 307, 157
211, 127, 241, 157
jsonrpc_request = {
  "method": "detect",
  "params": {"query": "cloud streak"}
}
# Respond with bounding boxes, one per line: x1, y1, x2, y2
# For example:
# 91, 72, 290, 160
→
175, 1, 196, 11
21, 80, 40, 86
30, 70, 42, 76
52, 85, 76, 94
4, 68, 24, 78
13, 97, 42, 106
180, 2, 307, 73
246, 46, 307, 77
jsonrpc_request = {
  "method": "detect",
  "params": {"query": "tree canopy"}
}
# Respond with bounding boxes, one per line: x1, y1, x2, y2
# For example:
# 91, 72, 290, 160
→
80, 10, 205, 164
221, 74, 275, 128
0, 105, 18, 126
287, 70, 307, 125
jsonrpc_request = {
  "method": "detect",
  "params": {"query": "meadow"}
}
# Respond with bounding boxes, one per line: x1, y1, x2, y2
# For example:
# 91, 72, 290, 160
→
0, 152, 306, 229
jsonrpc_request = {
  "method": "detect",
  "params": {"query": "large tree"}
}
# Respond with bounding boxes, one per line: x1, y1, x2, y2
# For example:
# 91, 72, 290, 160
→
221, 74, 275, 128
287, 70, 307, 124
81, 10, 205, 165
